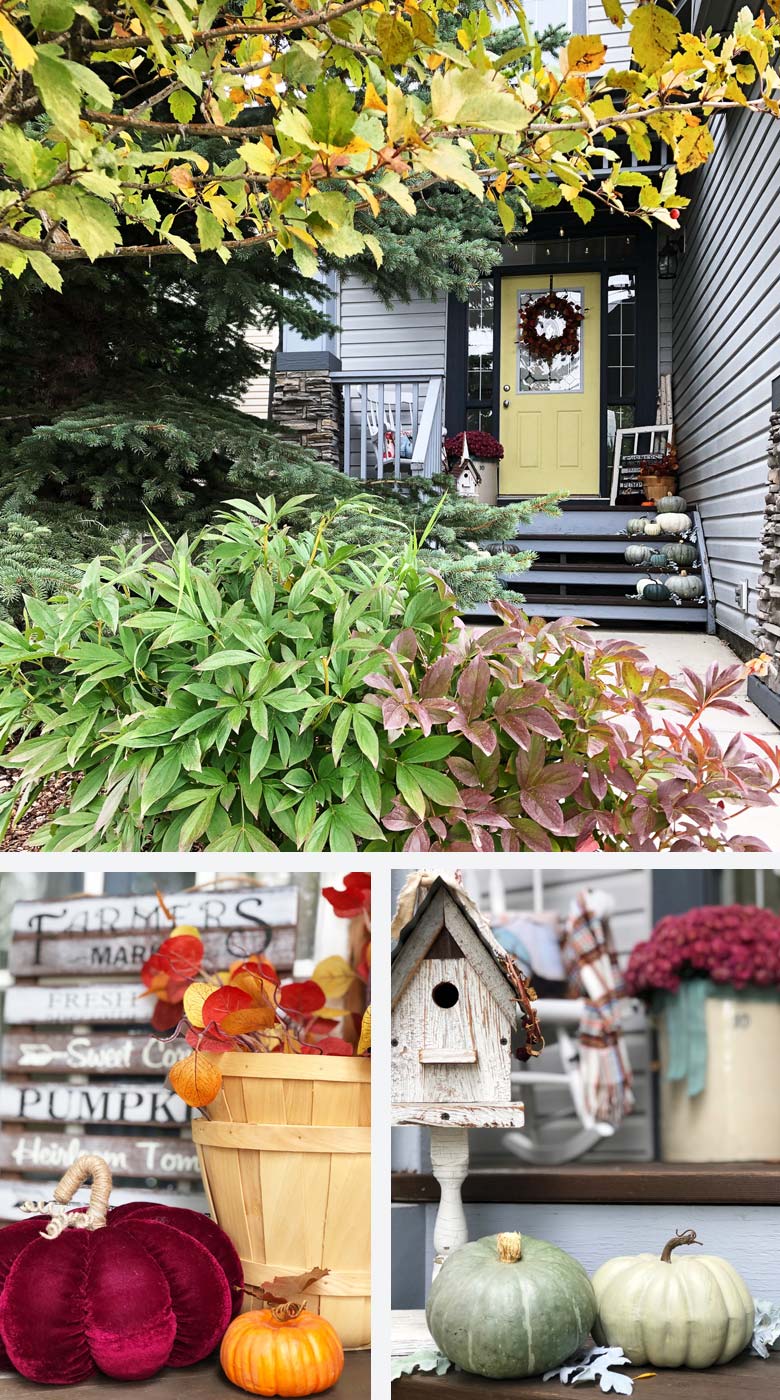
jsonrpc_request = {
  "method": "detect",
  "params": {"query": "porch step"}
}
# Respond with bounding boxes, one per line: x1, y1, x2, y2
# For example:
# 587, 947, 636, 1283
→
472, 500, 714, 630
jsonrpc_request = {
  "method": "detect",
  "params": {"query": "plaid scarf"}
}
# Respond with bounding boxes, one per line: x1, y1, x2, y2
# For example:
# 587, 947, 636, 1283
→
561, 890, 635, 1127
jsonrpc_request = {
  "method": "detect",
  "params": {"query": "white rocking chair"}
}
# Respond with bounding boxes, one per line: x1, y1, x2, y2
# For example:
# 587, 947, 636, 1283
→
365, 389, 416, 474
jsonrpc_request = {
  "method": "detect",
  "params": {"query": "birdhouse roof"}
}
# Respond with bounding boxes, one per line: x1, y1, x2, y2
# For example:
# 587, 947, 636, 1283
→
391, 876, 542, 1045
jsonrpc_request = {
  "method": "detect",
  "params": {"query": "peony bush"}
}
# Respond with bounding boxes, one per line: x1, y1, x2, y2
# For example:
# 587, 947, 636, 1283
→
626, 906, 780, 996
0, 497, 777, 852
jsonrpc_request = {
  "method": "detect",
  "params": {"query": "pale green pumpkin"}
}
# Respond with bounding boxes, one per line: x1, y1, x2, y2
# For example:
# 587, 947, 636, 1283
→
592, 1229, 754, 1370
426, 1232, 596, 1380
667, 571, 703, 599
626, 518, 648, 536
625, 545, 651, 566
665, 541, 697, 568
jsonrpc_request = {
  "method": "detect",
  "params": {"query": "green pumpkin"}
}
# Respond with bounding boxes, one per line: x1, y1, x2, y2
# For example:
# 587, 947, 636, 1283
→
658, 494, 687, 513
636, 577, 654, 597
626, 518, 648, 536
666, 571, 703, 600
665, 541, 696, 568
624, 545, 651, 566
426, 1232, 596, 1380
646, 551, 669, 569
643, 581, 671, 602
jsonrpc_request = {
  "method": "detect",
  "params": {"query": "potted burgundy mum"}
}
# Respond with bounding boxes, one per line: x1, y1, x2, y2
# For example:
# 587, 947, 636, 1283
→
627, 904, 780, 1162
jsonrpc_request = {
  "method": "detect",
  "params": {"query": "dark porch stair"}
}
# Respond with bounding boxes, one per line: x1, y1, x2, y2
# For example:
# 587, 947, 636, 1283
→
470, 500, 713, 630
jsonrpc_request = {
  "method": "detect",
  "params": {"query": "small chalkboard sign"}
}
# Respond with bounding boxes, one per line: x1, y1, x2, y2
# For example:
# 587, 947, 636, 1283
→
610, 424, 673, 505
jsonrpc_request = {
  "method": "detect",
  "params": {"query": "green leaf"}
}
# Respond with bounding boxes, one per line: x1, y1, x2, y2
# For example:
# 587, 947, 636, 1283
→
408, 765, 459, 808
41, 186, 119, 260
430, 66, 525, 136
401, 736, 461, 764
169, 89, 196, 124
32, 52, 82, 142
250, 567, 275, 623
396, 764, 425, 819
28, 0, 76, 32
376, 15, 415, 66
196, 205, 224, 250
413, 143, 484, 201
140, 749, 183, 816
179, 789, 219, 848
197, 649, 257, 670
331, 705, 352, 765
360, 763, 382, 819
306, 80, 356, 146
352, 710, 379, 768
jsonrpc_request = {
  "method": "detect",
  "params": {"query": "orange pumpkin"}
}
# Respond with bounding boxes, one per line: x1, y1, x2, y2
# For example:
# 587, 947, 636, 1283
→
220, 1305, 345, 1397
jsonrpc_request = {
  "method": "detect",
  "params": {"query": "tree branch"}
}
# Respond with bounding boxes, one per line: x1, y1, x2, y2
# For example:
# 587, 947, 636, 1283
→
83, 0, 374, 50
82, 109, 272, 137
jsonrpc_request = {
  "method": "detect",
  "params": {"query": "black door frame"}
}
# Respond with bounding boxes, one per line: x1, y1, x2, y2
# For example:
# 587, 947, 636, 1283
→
445, 219, 659, 499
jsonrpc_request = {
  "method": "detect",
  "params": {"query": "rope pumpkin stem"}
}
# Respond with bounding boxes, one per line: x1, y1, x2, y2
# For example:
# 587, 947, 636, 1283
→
19, 1154, 113, 1240
660, 1228, 701, 1262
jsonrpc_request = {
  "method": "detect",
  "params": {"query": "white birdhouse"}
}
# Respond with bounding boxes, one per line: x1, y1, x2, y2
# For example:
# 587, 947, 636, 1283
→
452, 458, 481, 497
391, 875, 543, 1274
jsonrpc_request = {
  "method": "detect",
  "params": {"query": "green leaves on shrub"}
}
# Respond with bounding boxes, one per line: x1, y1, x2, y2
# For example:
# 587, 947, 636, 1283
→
0, 496, 777, 853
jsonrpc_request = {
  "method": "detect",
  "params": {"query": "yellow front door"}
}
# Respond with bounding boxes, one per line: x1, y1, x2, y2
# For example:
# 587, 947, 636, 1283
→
499, 272, 601, 496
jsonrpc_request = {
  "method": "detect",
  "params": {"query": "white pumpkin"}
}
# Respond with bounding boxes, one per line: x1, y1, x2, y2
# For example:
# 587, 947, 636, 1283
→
592, 1229, 754, 1370
643, 520, 662, 537
656, 511, 692, 535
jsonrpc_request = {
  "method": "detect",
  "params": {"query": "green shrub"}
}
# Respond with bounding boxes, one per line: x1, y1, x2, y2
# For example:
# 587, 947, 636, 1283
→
0, 497, 775, 853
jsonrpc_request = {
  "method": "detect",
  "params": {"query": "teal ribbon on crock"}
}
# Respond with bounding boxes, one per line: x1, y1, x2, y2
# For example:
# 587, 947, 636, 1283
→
654, 980, 780, 1097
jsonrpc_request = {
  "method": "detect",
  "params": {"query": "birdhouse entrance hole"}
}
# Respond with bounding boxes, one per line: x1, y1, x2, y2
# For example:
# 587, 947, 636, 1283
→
431, 981, 460, 1009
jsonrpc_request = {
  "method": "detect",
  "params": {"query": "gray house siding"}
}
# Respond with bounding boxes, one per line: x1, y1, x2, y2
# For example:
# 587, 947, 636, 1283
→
587, 0, 637, 68
337, 276, 447, 378
672, 106, 780, 645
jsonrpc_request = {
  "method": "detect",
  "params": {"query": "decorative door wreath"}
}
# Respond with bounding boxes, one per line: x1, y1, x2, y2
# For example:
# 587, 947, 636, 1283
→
518, 291, 585, 364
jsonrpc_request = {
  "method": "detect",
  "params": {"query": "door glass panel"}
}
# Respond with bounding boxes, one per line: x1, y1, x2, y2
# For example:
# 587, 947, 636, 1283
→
517, 288, 584, 394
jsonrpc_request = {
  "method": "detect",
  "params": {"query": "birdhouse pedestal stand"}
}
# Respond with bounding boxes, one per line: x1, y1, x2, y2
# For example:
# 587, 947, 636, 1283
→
392, 876, 540, 1281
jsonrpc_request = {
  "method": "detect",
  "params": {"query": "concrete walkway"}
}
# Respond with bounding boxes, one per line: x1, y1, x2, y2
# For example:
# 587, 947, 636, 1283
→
601, 630, 780, 848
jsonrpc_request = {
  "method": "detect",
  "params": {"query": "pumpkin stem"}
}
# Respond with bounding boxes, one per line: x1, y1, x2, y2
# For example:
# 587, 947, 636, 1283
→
19, 1154, 112, 1240
660, 1228, 701, 1263
497, 1232, 523, 1264
271, 1302, 306, 1324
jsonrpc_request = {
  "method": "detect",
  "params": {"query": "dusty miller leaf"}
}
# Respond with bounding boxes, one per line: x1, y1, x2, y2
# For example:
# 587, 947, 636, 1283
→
391, 1349, 452, 1381
752, 1299, 780, 1358
544, 1345, 634, 1395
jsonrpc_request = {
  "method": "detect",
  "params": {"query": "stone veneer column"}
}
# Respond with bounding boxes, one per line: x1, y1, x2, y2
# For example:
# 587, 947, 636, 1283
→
270, 350, 342, 469
755, 406, 780, 695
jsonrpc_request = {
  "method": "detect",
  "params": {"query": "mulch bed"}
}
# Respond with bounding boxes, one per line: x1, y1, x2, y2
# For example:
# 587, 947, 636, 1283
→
0, 769, 76, 851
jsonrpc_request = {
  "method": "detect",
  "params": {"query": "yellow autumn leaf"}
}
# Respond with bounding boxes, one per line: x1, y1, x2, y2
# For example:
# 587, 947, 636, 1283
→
630, 2, 681, 71
169, 923, 201, 939
676, 122, 715, 173
312, 954, 357, 1000
183, 981, 214, 1028
363, 81, 386, 113
169, 1051, 222, 1107
0, 13, 37, 70
562, 35, 607, 76
357, 1006, 371, 1056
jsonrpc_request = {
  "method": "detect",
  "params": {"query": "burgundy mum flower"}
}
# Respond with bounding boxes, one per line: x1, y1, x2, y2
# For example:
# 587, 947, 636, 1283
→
626, 905, 780, 997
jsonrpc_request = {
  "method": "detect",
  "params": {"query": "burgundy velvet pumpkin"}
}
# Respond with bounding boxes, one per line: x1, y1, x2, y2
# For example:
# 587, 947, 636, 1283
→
0, 1155, 243, 1385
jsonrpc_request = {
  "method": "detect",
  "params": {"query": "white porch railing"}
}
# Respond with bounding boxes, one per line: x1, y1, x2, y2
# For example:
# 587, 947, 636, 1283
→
332, 372, 445, 480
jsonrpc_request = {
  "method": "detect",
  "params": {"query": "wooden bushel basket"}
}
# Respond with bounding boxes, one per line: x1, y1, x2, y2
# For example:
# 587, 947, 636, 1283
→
192, 1053, 370, 1349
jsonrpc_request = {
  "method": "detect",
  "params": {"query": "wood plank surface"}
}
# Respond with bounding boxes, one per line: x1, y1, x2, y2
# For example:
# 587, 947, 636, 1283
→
393, 1352, 779, 1398
4, 982, 154, 1024
1, 1029, 191, 1075
392, 1163, 780, 1206
0, 1130, 201, 1180
0, 1081, 190, 1126
0, 1351, 369, 1397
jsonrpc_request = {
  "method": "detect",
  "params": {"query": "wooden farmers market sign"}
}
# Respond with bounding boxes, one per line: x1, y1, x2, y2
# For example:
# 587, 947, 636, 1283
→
9, 886, 297, 977
0, 882, 297, 1219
